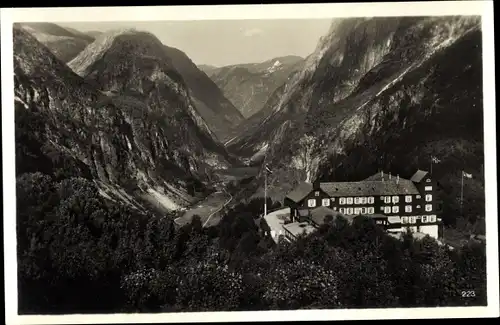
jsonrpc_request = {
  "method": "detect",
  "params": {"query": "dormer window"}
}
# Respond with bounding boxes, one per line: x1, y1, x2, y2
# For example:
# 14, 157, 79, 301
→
308, 199, 316, 208
315, 191, 320, 196
426, 179, 431, 182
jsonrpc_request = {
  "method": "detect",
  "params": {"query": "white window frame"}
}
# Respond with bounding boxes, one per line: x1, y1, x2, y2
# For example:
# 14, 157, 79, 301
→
405, 205, 412, 213
368, 207, 375, 214
421, 215, 428, 223
315, 191, 320, 197
416, 195, 421, 199
401, 216, 408, 224
339, 208, 344, 214
392, 206, 399, 213
384, 196, 391, 204
346, 208, 354, 215
392, 196, 399, 203
307, 199, 316, 208
429, 215, 436, 222
425, 186, 433, 191
347, 197, 353, 205
354, 197, 360, 204
426, 179, 431, 182
425, 204, 432, 212
405, 195, 412, 203
354, 208, 360, 215
425, 194, 433, 202
330, 197, 335, 202
339, 197, 346, 205
322, 198, 330, 207
409, 216, 416, 224
380, 206, 384, 211
384, 206, 391, 214
417, 204, 421, 209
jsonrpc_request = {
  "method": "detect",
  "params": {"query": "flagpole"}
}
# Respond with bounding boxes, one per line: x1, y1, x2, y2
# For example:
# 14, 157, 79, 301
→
460, 170, 464, 216
264, 165, 267, 217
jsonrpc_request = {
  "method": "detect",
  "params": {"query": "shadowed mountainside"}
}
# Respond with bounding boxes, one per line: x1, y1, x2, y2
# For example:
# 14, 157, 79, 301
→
14, 27, 235, 211
17, 22, 95, 62
228, 17, 484, 227
203, 56, 304, 119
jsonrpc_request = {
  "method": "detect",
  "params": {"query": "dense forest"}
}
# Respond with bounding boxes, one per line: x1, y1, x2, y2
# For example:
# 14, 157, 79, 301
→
17, 170, 487, 313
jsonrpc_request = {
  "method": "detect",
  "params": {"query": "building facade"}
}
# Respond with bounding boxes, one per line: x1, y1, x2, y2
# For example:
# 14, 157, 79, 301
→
283, 170, 442, 240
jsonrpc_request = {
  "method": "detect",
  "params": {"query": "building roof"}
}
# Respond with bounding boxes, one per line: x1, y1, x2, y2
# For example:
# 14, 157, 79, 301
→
285, 182, 313, 203
320, 179, 420, 197
410, 170, 429, 183
310, 206, 340, 225
282, 222, 317, 238
297, 209, 310, 217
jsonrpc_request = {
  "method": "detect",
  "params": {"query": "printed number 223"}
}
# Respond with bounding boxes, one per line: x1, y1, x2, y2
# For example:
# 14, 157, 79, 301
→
461, 290, 476, 298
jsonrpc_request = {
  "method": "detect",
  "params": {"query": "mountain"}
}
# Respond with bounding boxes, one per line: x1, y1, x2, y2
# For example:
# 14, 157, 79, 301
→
198, 64, 218, 74
230, 17, 484, 225
67, 29, 244, 142
17, 22, 95, 62
85, 30, 104, 38
162, 45, 245, 141
205, 56, 304, 118
14, 26, 234, 211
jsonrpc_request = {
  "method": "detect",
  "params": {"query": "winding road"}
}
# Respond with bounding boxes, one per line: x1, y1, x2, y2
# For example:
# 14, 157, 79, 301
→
203, 189, 233, 227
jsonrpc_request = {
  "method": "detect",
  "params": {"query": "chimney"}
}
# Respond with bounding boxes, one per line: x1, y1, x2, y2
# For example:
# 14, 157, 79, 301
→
313, 179, 321, 190
397, 175, 400, 184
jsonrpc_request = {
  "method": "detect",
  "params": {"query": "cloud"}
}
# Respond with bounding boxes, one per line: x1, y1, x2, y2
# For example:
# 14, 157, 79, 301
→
242, 28, 263, 37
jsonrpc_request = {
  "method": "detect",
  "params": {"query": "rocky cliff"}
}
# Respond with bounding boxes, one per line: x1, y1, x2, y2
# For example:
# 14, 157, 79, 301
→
205, 56, 304, 119
17, 22, 95, 62
163, 45, 245, 142
232, 17, 484, 224
14, 27, 233, 211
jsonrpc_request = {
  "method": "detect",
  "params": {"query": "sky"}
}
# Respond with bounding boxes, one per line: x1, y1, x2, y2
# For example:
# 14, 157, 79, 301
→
59, 19, 332, 67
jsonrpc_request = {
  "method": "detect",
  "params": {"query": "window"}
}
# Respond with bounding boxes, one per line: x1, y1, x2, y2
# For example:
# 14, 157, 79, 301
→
425, 194, 433, 202
405, 195, 412, 203
368, 196, 375, 204
425, 204, 432, 212
425, 186, 433, 191
354, 208, 361, 215
405, 205, 412, 213
416, 195, 421, 199
368, 207, 375, 214
322, 198, 330, 207
380, 196, 385, 200
409, 216, 416, 224
307, 199, 316, 208
380, 206, 384, 211
346, 208, 354, 215
384, 196, 391, 204
354, 197, 360, 204
361, 197, 367, 204
376, 220, 383, 225
330, 197, 335, 202
339, 208, 344, 214
392, 196, 399, 203
417, 205, 421, 209
347, 197, 353, 205
426, 179, 431, 182
384, 207, 391, 214
421, 215, 428, 223
429, 215, 437, 222
339, 197, 346, 205
392, 206, 399, 213
315, 191, 320, 196
401, 216, 408, 224
333, 207, 337, 211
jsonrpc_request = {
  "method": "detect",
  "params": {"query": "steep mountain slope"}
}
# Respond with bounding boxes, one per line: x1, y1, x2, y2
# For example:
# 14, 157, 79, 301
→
17, 22, 94, 62
206, 56, 304, 118
14, 27, 233, 211
233, 17, 484, 224
163, 45, 245, 141
67, 30, 243, 142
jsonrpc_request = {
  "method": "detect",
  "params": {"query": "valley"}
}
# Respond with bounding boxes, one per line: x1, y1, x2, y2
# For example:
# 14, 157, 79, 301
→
11, 14, 489, 314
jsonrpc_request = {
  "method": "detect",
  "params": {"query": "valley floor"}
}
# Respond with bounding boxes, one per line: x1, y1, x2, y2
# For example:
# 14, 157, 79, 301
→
175, 190, 232, 227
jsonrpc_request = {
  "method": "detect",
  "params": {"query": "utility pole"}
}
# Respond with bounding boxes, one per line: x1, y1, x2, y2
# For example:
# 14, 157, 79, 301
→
264, 166, 267, 217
